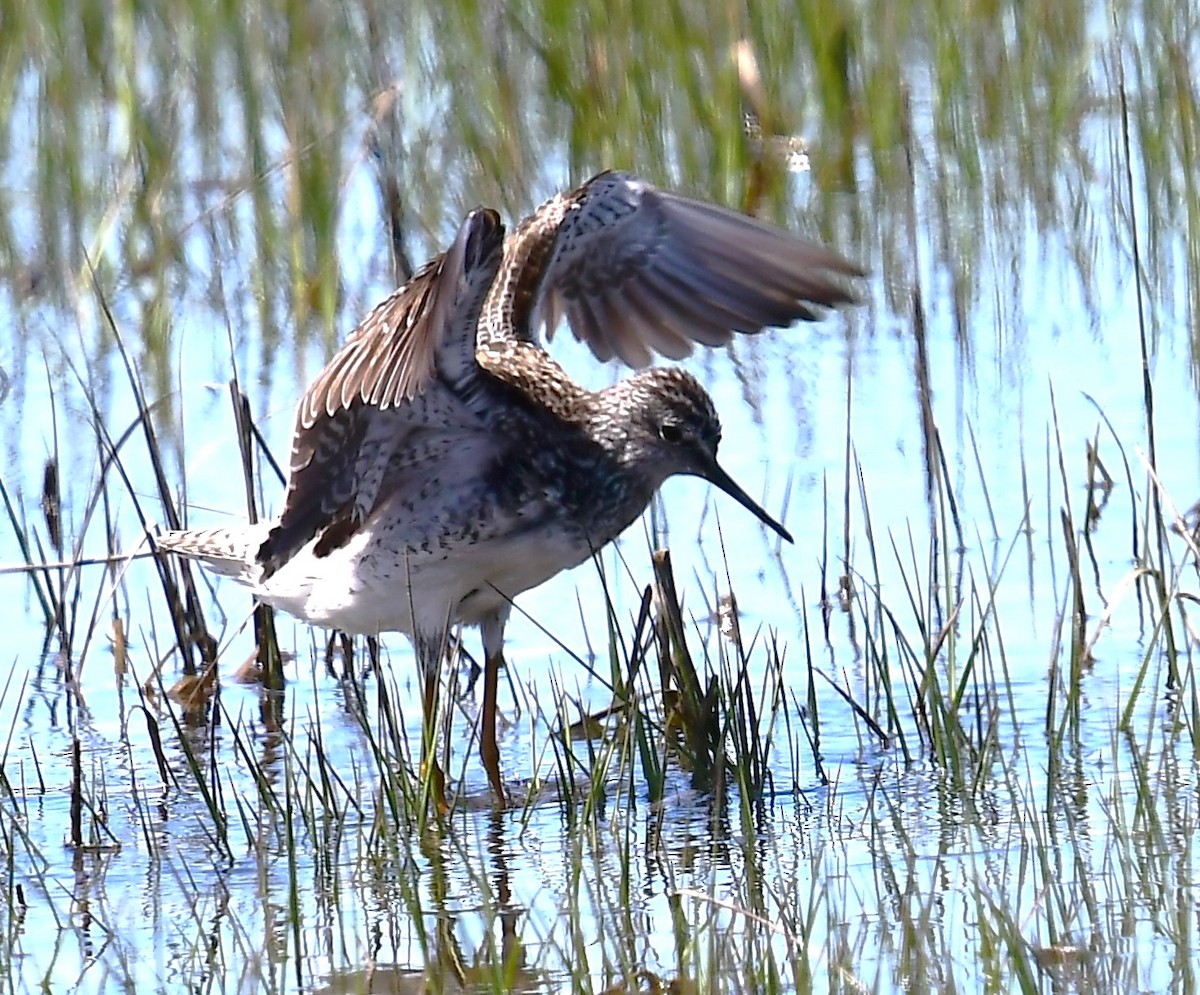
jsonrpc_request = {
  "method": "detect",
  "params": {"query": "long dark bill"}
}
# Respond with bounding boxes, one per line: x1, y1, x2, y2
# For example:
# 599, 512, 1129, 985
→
698, 459, 794, 544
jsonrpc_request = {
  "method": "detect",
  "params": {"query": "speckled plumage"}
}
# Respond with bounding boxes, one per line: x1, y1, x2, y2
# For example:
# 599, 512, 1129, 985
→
156, 170, 861, 805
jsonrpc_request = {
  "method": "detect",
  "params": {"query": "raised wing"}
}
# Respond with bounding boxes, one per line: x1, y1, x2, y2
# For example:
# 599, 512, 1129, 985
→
257, 208, 505, 576
530, 171, 863, 367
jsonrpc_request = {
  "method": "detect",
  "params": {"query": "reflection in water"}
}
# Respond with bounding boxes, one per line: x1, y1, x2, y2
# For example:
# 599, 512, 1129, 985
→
312, 811, 535, 995
1, 2, 1190, 396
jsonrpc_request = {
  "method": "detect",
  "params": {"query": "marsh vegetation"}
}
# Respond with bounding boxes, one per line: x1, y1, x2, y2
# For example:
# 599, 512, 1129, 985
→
2, 0, 1199, 991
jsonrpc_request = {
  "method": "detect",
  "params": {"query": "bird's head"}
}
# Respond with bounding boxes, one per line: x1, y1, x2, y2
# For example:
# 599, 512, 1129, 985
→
603, 367, 793, 543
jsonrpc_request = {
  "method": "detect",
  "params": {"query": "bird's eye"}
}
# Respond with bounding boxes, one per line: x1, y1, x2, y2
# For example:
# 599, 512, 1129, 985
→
658, 422, 684, 444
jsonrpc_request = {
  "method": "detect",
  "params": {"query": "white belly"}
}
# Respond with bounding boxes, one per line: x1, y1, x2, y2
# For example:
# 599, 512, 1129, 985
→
255, 521, 591, 638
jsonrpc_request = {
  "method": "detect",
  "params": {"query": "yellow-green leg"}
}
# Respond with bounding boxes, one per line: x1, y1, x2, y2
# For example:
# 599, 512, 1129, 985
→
480, 613, 509, 808
420, 646, 449, 816
480, 649, 505, 807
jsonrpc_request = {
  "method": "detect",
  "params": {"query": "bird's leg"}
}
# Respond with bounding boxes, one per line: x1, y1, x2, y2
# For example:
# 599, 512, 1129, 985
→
417, 633, 449, 816
479, 611, 510, 808
480, 652, 503, 805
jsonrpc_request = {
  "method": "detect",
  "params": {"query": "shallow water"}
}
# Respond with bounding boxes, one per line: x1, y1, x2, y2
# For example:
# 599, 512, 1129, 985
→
3, 2, 1199, 992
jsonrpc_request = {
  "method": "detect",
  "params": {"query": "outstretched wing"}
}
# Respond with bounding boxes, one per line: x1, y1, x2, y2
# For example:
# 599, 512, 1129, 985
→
257, 208, 505, 576
529, 170, 863, 368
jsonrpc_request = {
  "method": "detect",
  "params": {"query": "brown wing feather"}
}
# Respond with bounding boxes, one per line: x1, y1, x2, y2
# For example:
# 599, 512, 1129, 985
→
257, 209, 505, 576
532, 170, 863, 368
303, 256, 450, 426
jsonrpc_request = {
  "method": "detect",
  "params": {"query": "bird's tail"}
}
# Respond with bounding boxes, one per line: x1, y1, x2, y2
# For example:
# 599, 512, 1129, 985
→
155, 525, 270, 584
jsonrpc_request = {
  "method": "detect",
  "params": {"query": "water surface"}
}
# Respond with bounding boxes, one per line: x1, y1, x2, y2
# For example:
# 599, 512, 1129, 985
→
2, 2, 1198, 991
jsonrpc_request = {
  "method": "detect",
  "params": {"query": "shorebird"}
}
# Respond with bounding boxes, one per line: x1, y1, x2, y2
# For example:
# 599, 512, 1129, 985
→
157, 170, 861, 809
